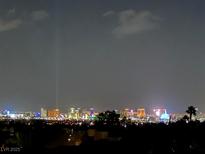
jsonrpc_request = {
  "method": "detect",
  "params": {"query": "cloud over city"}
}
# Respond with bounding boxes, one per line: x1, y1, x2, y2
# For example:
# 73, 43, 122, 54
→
111, 10, 161, 38
31, 10, 49, 21
0, 9, 49, 32
0, 19, 22, 32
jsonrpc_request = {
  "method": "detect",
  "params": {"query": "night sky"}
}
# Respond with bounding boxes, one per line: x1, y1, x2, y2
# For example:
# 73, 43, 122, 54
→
0, 0, 205, 113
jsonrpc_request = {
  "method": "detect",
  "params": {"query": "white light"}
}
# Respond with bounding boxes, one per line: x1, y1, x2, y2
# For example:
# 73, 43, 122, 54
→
10, 114, 16, 119
156, 110, 160, 117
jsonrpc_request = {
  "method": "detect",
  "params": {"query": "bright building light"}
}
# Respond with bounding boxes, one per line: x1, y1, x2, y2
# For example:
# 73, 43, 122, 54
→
9, 114, 16, 119
156, 110, 160, 117
7, 110, 10, 115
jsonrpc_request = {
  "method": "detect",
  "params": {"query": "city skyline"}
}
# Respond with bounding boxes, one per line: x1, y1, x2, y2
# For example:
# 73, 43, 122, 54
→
0, 0, 205, 112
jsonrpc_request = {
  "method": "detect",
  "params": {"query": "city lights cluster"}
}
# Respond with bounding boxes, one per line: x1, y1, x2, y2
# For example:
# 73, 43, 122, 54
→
1, 107, 205, 123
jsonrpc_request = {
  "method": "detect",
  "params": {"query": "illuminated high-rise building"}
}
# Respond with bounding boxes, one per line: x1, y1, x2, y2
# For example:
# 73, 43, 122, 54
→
120, 108, 137, 119
153, 109, 167, 117
120, 108, 130, 118
47, 109, 60, 118
41, 108, 47, 118
82, 111, 90, 120
136, 108, 146, 118
68, 107, 75, 119
75, 108, 80, 119
160, 110, 170, 122
89, 108, 98, 120
68, 107, 81, 120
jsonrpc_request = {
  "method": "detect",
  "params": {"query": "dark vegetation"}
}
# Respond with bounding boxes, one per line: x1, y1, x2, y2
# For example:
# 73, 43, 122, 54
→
0, 106, 204, 154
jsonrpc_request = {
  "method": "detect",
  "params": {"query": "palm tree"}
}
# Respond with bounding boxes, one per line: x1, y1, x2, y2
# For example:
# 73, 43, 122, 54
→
186, 106, 197, 121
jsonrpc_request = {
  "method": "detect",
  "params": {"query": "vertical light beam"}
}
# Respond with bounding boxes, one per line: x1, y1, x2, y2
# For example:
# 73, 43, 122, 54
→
55, 47, 59, 109
54, 14, 60, 110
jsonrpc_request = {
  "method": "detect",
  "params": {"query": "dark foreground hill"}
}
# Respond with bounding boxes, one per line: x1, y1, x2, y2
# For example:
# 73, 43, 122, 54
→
0, 120, 205, 154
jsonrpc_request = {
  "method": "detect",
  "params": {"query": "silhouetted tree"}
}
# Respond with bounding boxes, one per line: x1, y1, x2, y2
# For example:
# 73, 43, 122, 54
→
182, 115, 189, 122
186, 106, 197, 121
120, 116, 127, 125
96, 110, 120, 126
